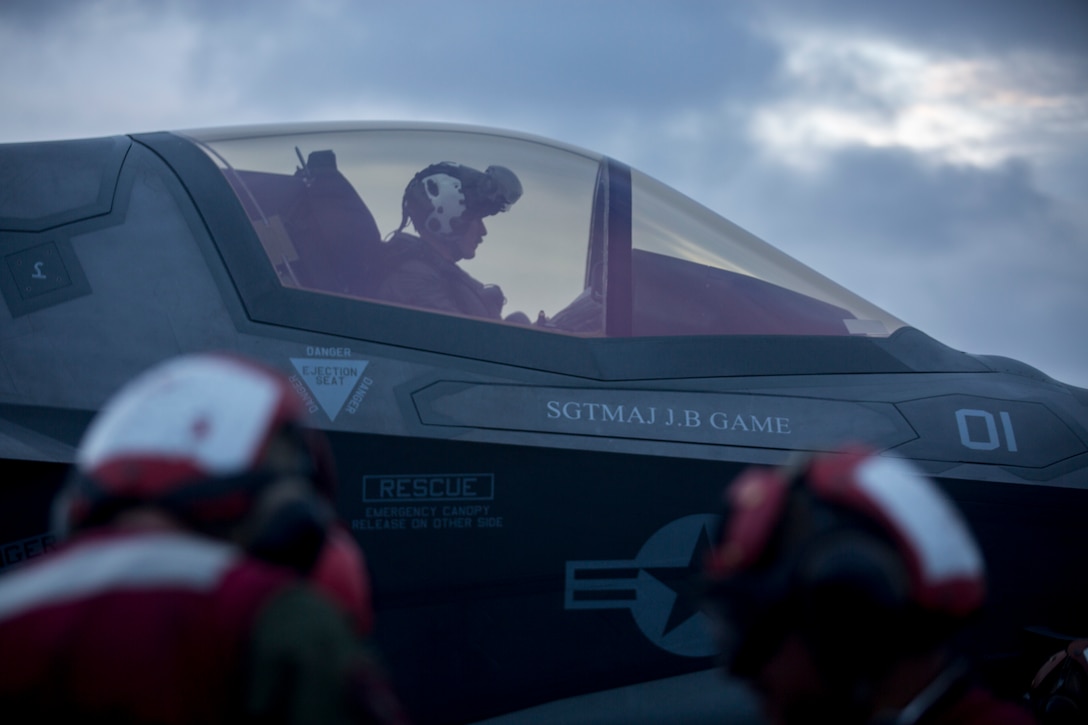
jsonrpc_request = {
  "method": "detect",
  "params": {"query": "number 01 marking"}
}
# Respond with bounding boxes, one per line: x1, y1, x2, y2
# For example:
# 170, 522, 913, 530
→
955, 409, 1018, 452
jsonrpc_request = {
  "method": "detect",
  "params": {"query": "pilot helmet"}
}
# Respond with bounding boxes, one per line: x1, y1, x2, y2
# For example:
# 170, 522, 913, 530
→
701, 447, 986, 681
53, 353, 338, 572
399, 161, 522, 242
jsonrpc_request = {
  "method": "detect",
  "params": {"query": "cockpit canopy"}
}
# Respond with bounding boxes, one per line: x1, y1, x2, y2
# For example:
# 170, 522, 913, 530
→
185, 123, 904, 338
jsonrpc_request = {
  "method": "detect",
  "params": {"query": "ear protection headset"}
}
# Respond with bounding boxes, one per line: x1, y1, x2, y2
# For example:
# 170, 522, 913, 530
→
57, 465, 331, 573
396, 161, 522, 242
1029, 640, 1088, 724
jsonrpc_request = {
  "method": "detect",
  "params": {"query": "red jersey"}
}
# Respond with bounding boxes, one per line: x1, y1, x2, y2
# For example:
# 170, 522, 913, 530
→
0, 528, 293, 722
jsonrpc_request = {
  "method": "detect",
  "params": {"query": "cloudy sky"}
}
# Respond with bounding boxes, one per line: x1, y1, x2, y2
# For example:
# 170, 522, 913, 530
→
3, 0, 1086, 387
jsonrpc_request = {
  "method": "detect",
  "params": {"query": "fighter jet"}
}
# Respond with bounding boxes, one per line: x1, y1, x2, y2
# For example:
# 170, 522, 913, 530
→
1, 121, 1085, 723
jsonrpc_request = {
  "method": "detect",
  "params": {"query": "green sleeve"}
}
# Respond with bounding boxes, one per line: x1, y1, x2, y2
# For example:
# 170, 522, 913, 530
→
245, 584, 406, 724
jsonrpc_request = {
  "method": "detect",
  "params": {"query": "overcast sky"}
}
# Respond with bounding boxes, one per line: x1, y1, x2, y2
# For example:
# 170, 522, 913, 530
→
3, 0, 1086, 387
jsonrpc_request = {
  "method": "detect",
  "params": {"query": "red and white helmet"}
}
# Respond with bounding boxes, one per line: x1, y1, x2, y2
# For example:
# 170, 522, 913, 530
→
702, 447, 986, 678
1029, 639, 1088, 721
398, 161, 522, 242
54, 353, 337, 570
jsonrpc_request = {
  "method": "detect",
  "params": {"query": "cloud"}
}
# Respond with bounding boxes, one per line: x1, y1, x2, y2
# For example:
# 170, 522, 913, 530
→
755, 0, 1088, 56
721, 148, 1088, 386
748, 28, 1088, 176
0, 3, 254, 139
1, 1, 1085, 387
683, 15, 1088, 387
0, 1, 784, 142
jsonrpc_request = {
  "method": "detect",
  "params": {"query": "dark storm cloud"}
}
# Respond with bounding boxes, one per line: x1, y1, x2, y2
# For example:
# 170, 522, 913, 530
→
760, 0, 1088, 55
710, 141, 1088, 380
164, 1, 781, 127
0, 1, 785, 140
724, 148, 1054, 255
1, 0, 1085, 386
0, 0, 65, 25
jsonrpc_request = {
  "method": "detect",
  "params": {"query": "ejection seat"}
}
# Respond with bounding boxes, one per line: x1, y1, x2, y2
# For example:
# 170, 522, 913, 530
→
225, 149, 382, 298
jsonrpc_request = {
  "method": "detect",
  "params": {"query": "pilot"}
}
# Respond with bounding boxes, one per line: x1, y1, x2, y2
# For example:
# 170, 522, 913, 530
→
699, 447, 1037, 725
0, 353, 408, 724
377, 161, 524, 321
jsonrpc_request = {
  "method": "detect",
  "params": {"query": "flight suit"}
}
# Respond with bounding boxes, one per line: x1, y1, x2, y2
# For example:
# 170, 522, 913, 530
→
376, 232, 504, 319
